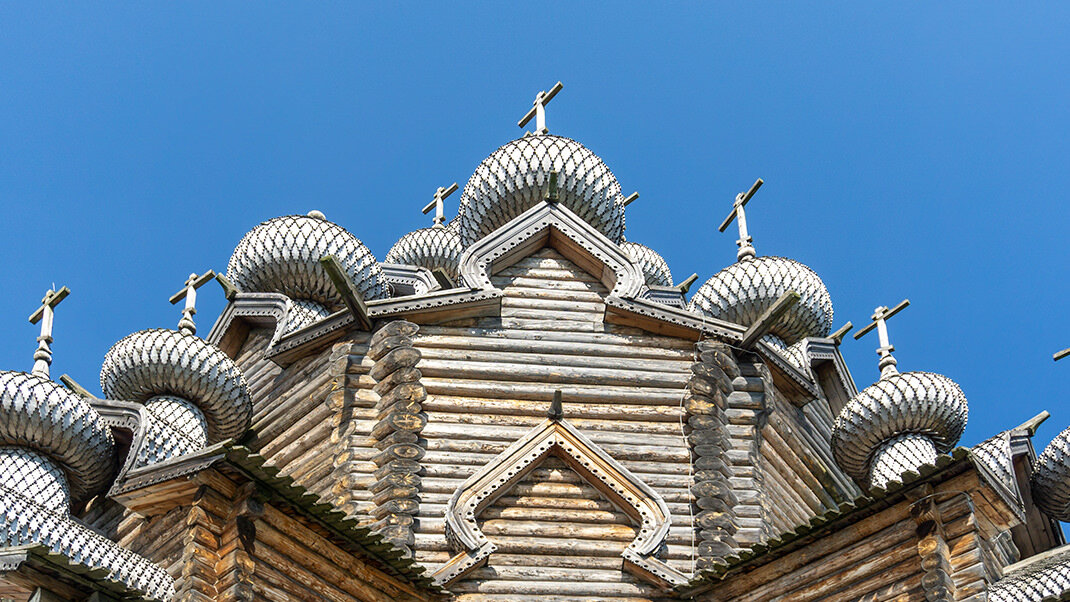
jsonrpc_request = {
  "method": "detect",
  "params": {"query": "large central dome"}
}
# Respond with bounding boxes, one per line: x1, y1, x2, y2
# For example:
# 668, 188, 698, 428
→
456, 134, 626, 246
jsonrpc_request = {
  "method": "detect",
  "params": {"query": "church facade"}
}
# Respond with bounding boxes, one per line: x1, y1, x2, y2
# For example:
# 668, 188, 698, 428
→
0, 84, 1068, 601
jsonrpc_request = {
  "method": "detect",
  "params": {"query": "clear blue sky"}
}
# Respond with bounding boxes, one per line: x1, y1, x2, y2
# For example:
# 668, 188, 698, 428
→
1, 5, 1068, 456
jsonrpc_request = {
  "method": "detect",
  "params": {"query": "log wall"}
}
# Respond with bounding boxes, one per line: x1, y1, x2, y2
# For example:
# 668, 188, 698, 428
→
222, 245, 873, 600
411, 248, 696, 598
696, 469, 1019, 602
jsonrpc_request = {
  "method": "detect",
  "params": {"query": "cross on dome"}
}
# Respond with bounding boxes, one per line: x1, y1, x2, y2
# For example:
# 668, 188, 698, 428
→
854, 298, 910, 379
718, 178, 763, 262
28, 286, 70, 378
518, 81, 563, 135
422, 182, 458, 227
169, 271, 216, 336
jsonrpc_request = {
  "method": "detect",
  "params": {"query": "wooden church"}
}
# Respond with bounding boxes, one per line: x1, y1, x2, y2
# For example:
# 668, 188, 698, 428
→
1, 82, 1068, 601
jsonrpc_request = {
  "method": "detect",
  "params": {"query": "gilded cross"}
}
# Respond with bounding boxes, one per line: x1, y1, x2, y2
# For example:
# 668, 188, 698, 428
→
422, 182, 459, 227
518, 81, 563, 135
28, 286, 70, 378
854, 299, 910, 379
718, 178, 763, 262
169, 271, 216, 336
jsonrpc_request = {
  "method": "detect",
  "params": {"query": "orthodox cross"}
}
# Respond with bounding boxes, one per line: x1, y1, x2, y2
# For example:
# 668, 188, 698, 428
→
854, 299, 910, 379
28, 286, 70, 379
718, 178, 764, 262
169, 271, 216, 336
518, 81, 563, 135
422, 182, 459, 227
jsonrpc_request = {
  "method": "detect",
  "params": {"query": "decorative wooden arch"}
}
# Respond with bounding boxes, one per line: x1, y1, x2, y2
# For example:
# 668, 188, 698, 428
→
456, 199, 646, 299
432, 399, 687, 589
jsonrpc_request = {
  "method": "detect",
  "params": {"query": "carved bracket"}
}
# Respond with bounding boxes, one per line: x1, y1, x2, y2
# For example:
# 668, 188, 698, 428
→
433, 413, 686, 589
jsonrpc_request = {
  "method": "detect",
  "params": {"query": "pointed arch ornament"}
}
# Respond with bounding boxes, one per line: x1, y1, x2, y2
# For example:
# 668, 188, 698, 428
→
432, 396, 687, 589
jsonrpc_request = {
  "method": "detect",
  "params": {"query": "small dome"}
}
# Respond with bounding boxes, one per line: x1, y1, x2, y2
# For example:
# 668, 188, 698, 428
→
385, 226, 463, 280
689, 256, 833, 345
101, 329, 251, 443
282, 299, 333, 334
621, 241, 672, 287
457, 135, 626, 246
227, 214, 388, 307
1031, 426, 1070, 521
0, 370, 115, 500
0, 447, 70, 512
831, 371, 967, 486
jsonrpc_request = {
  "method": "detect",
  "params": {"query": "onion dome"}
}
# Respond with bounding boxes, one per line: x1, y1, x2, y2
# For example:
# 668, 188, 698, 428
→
0, 370, 115, 502
101, 328, 251, 467
227, 212, 388, 332
456, 135, 626, 246
621, 241, 672, 288
831, 372, 967, 489
689, 256, 834, 345
1031, 426, 1070, 521
385, 225, 463, 280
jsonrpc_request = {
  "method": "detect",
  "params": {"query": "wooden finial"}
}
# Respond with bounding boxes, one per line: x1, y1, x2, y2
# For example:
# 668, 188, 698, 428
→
422, 182, 459, 227
169, 270, 216, 336
741, 290, 799, 349
320, 255, 372, 330
1014, 410, 1050, 436
548, 390, 564, 421
854, 299, 910, 379
28, 286, 69, 379
59, 374, 95, 398
675, 273, 699, 294
829, 321, 854, 345
518, 81, 563, 135
546, 171, 560, 202
215, 273, 240, 301
718, 178, 763, 262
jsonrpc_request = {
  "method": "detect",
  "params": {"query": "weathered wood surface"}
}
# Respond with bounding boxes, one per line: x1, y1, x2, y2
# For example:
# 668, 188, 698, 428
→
221, 245, 870, 600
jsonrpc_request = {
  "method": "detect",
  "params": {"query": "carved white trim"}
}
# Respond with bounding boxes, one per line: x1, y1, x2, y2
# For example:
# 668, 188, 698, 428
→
433, 415, 686, 589
456, 200, 645, 298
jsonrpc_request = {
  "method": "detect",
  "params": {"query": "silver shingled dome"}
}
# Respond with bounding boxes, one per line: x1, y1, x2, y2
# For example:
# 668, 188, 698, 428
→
621, 241, 672, 288
1031, 425, 1070, 521
831, 371, 968, 488
0, 370, 115, 500
385, 226, 463, 280
457, 135, 626, 246
688, 256, 834, 345
101, 329, 251, 444
227, 213, 389, 310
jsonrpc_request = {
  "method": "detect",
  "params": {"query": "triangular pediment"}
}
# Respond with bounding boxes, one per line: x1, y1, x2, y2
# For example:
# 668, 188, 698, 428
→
433, 411, 686, 589
457, 200, 645, 299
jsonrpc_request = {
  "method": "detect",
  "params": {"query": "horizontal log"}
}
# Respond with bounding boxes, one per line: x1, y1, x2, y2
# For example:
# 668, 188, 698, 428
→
417, 358, 688, 388
415, 345, 689, 374
369, 320, 418, 349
